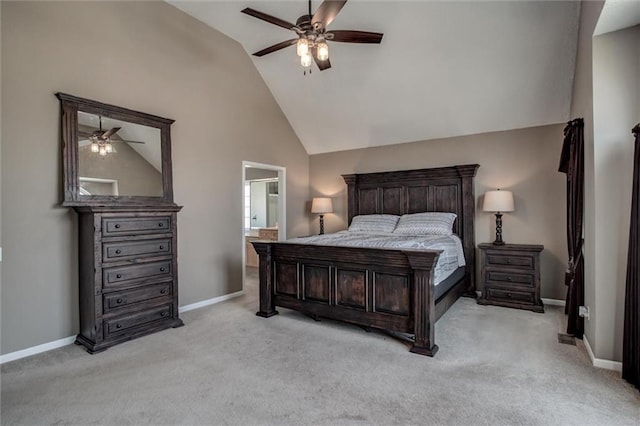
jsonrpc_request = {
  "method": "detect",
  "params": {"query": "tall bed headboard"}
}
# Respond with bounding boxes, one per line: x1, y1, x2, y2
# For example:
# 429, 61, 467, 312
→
342, 164, 480, 293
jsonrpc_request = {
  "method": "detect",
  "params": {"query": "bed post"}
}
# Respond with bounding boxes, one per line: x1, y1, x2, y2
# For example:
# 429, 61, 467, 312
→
252, 242, 279, 318
455, 164, 479, 296
404, 250, 440, 357
342, 174, 358, 226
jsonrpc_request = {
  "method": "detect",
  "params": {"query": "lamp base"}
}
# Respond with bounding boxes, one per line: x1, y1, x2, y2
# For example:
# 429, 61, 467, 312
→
493, 212, 505, 245
318, 214, 325, 235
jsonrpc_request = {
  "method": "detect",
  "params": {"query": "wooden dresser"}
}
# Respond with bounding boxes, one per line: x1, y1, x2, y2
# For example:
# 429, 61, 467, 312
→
477, 243, 544, 313
75, 206, 183, 353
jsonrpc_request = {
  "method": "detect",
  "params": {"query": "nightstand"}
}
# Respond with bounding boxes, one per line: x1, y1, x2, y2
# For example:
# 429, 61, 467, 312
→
477, 243, 544, 313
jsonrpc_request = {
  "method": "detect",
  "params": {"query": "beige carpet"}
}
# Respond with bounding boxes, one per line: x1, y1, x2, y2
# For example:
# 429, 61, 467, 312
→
2, 271, 639, 425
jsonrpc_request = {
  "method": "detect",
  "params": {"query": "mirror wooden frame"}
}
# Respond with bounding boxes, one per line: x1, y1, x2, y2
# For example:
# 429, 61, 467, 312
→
56, 92, 176, 206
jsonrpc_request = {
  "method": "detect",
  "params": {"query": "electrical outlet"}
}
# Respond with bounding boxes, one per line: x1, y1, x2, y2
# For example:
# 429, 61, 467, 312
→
578, 305, 590, 319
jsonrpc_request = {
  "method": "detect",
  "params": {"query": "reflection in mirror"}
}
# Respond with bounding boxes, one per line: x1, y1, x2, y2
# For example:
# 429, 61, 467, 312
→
77, 111, 163, 197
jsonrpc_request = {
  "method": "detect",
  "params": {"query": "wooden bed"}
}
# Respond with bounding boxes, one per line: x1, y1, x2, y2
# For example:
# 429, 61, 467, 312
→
252, 164, 479, 356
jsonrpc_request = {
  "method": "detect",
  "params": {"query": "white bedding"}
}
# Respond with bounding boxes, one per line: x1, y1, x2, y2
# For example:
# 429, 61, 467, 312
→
287, 231, 465, 285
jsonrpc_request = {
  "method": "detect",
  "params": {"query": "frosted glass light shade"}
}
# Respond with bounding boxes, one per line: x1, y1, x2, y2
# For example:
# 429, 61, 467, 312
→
296, 38, 309, 57
317, 41, 329, 61
300, 51, 312, 68
311, 197, 333, 214
483, 190, 515, 212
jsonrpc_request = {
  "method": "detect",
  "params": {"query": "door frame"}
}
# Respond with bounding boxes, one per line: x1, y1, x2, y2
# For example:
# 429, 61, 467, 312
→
242, 161, 286, 292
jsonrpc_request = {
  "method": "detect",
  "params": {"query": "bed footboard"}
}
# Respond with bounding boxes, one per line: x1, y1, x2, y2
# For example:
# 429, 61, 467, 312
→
252, 241, 441, 356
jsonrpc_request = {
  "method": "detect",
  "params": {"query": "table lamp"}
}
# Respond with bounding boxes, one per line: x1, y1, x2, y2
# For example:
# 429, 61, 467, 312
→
483, 189, 515, 245
311, 197, 333, 235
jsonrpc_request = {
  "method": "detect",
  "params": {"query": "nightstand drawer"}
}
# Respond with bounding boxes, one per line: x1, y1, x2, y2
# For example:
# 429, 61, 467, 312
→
487, 271, 534, 287
486, 254, 534, 270
485, 287, 535, 304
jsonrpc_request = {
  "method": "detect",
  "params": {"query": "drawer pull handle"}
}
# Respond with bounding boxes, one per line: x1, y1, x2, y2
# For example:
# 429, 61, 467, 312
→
507, 276, 513, 281
116, 324, 122, 329
161, 312, 167, 317
115, 249, 121, 254
160, 267, 166, 272
116, 298, 123, 304
158, 223, 164, 227
159, 245, 164, 250
160, 289, 167, 294
116, 274, 122, 279
115, 224, 121, 229
507, 259, 512, 264
507, 293, 512, 298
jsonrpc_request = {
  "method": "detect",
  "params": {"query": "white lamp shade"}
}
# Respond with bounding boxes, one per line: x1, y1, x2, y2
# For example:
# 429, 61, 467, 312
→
483, 190, 515, 212
311, 197, 333, 214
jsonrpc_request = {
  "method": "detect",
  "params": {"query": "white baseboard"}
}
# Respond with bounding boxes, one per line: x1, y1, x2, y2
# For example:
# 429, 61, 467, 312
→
179, 290, 244, 313
541, 298, 566, 307
582, 334, 623, 372
1, 291, 245, 364
0, 335, 76, 364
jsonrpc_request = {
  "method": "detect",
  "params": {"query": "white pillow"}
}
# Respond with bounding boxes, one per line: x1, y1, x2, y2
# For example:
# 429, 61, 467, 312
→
348, 214, 400, 233
393, 212, 457, 236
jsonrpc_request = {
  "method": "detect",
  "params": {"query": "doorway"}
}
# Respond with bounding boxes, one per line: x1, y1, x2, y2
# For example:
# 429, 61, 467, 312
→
242, 161, 286, 294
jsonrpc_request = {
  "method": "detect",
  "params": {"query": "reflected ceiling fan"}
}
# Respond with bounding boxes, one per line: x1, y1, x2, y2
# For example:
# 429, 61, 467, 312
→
241, 0, 383, 73
78, 117, 144, 156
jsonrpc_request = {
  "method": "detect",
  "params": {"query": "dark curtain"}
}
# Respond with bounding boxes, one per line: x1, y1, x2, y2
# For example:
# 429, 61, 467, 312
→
623, 124, 640, 390
558, 118, 584, 338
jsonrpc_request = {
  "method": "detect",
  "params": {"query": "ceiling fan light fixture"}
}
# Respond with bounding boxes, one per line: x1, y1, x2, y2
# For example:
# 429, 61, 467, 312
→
105, 142, 113, 153
98, 145, 107, 156
317, 40, 329, 61
300, 51, 312, 67
91, 142, 100, 153
296, 38, 309, 56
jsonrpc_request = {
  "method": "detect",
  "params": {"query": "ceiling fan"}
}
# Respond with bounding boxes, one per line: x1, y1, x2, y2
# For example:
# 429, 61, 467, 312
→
78, 117, 144, 156
241, 0, 383, 72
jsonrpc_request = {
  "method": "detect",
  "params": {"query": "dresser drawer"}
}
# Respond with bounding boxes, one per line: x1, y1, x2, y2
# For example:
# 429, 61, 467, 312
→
103, 261, 172, 288
486, 253, 534, 270
103, 282, 172, 313
103, 239, 172, 262
103, 216, 171, 236
104, 304, 173, 338
485, 287, 535, 305
486, 271, 534, 287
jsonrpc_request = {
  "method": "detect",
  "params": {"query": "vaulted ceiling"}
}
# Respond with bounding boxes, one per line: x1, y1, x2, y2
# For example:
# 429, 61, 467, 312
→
170, 1, 583, 154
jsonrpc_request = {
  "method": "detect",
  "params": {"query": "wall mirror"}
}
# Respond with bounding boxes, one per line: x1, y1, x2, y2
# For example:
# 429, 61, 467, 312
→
57, 93, 175, 206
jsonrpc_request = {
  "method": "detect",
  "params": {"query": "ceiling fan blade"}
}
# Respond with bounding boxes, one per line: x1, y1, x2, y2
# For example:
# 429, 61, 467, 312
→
311, 46, 332, 71
102, 127, 121, 139
241, 8, 299, 32
311, 0, 347, 31
325, 30, 383, 44
253, 39, 298, 57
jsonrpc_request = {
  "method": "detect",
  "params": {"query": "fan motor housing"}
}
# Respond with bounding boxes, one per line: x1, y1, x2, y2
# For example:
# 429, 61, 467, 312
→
296, 14, 314, 32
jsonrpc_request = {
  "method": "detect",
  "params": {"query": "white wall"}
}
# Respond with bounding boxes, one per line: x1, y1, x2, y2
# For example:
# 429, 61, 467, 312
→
0, 1, 310, 355
569, 0, 605, 357
592, 24, 640, 361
